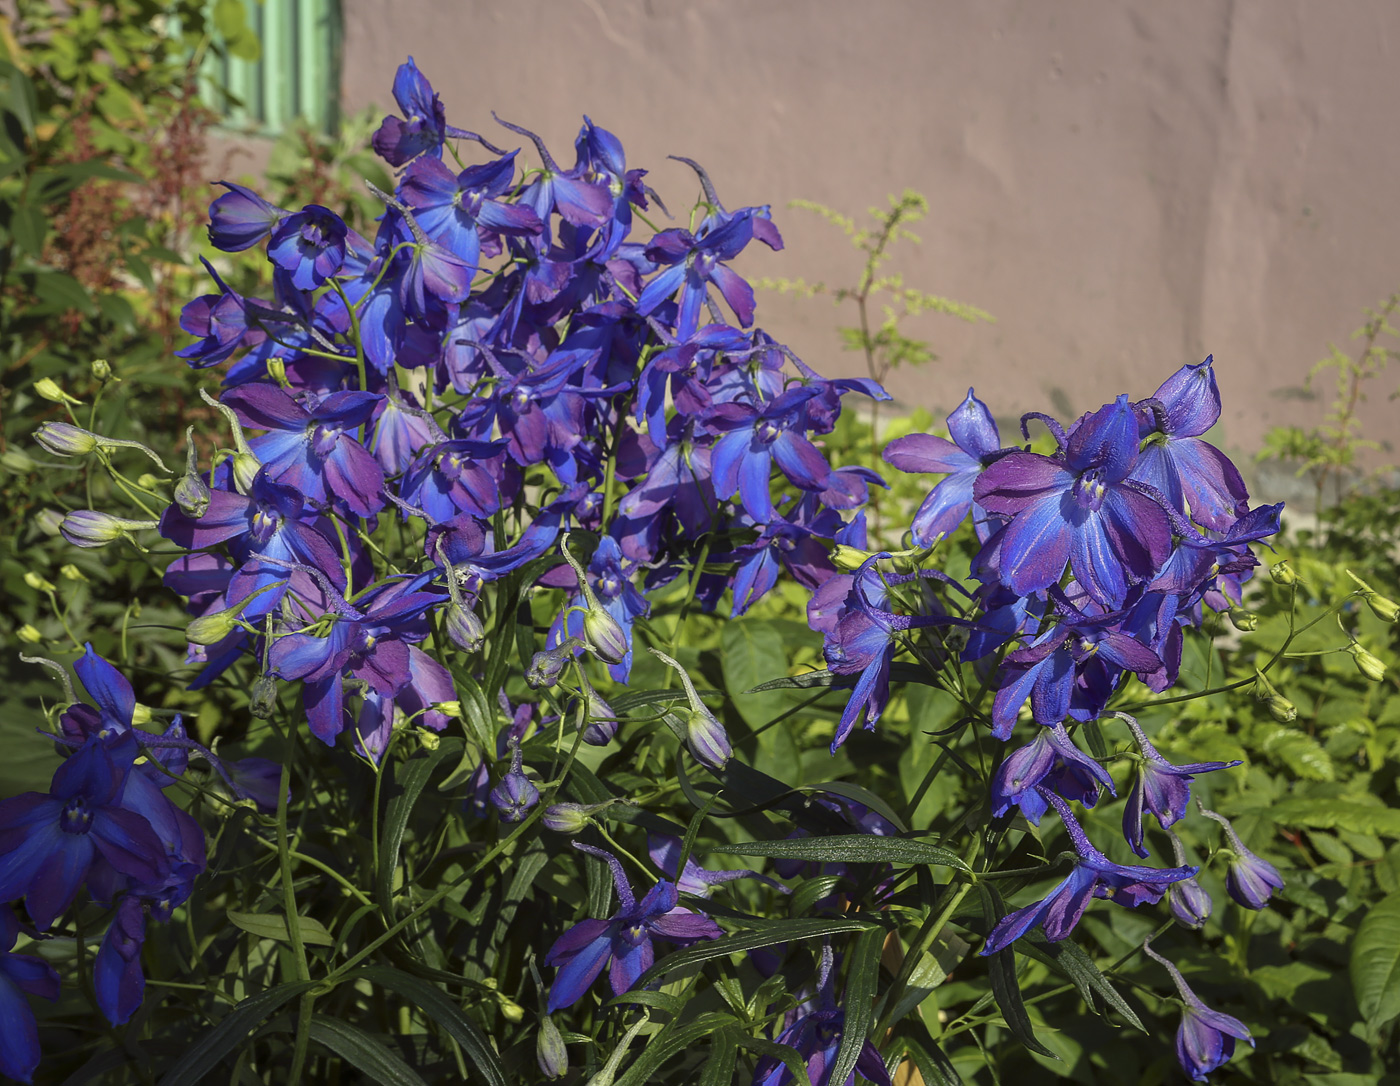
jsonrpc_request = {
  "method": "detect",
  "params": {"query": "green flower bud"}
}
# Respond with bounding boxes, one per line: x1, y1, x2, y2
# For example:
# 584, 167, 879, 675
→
35, 509, 64, 536
537, 1015, 568, 1079
23, 571, 55, 593
1, 449, 37, 474
59, 511, 158, 548
59, 564, 86, 582
1228, 607, 1258, 632
1269, 560, 1297, 585
34, 422, 98, 457
1346, 570, 1399, 623
582, 606, 628, 666
17, 624, 43, 644
686, 707, 732, 770
1252, 668, 1297, 722
249, 675, 279, 719
185, 608, 242, 646
33, 378, 81, 405
90, 358, 114, 383
1348, 642, 1387, 682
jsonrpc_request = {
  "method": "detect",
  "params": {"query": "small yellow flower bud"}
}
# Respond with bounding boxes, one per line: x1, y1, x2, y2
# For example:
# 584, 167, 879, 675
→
33, 378, 82, 405
1346, 571, 1400, 624
1348, 642, 1387, 682
17, 624, 43, 644
833, 544, 876, 571
1228, 607, 1258, 632
1269, 560, 1297, 586
23, 572, 55, 593
185, 609, 241, 646
131, 703, 152, 725
90, 358, 114, 383
59, 564, 87, 582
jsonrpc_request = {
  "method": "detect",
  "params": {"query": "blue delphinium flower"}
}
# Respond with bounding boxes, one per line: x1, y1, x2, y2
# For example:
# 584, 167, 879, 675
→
989, 722, 1115, 824
975, 395, 1173, 607
752, 944, 891, 1086
94, 895, 146, 1026
0, 908, 60, 1084
1113, 712, 1240, 858
266, 205, 350, 291
545, 843, 721, 1012
981, 790, 1196, 954
1143, 936, 1254, 1081
884, 387, 1007, 544
1198, 804, 1284, 909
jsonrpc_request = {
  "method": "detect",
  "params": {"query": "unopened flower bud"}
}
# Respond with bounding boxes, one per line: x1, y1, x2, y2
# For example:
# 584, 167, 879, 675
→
582, 606, 628, 665
231, 451, 260, 494
1227, 607, 1257, 632
1251, 668, 1296, 722
445, 602, 485, 652
185, 608, 242, 646
1168, 877, 1213, 929
131, 703, 151, 726
496, 992, 525, 1023
537, 1015, 568, 1079
490, 741, 539, 822
543, 803, 594, 834
686, 708, 732, 770
1348, 642, 1387, 682
434, 700, 461, 719
417, 728, 440, 751
1, 449, 36, 474
1346, 570, 1399, 623
23, 571, 55, 593
59, 511, 158, 549
174, 472, 211, 519
266, 356, 289, 388
1199, 803, 1284, 909
17, 624, 42, 644
34, 421, 98, 457
136, 472, 160, 491
249, 675, 279, 719
580, 689, 620, 746
526, 641, 580, 689
33, 377, 81, 405
35, 509, 64, 536
1269, 560, 1297, 586
59, 564, 86, 582
90, 358, 113, 383
833, 544, 877, 571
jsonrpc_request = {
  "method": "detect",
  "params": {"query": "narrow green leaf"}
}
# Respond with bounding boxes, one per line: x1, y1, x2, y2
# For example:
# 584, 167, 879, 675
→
712, 834, 968, 872
353, 966, 507, 1086
699, 1026, 739, 1086
748, 662, 936, 693
307, 1015, 428, 1086
828, 925, 884, 1086
156, 981, 317, 1086
612, 1013, 738, 1086
1019, 934, 1145, 1032
377, 739, 462, 920
979, 884, 1056, 1058
631, 917, 881, 989
226, 910, 333, 947
889, 1028, 964, 1086
10, 204, 45, 256
1351, 890, 1400, 1029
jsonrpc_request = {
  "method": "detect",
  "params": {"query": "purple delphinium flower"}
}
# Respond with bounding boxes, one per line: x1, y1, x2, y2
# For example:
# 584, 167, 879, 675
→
710, 386, 834, 524
371, 57, 458, 166
0, 734, 167, 930
0, 908, 60, 1084
752, 944, 891, 1086
1197, 805, 1284, 909
989, 723, 1115, 825
981, 790, 1196, 954
1142, 936, 1254, 1081
266, 205, 349, 291
974, 395, 1173, 607
399, 151, 542, 273
547, 536, 649, 683
489, 739, 539, 823
636, 208, 760, 340
884, 388, 1006, 544
223, 385, 386, 517
207, 181, 286, 252
1131, 356, 1250, 531
1163, 829, 1213, 929
1113, 712, 1240, 858
647, 834, 786, 897
94, 895, 146, 1025
545, 842, 721, 1012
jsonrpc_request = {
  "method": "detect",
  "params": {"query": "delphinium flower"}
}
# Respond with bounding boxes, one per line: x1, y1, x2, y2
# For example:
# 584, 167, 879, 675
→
0, 908, 60, 1084
1197, 804, 1285, 908
545, 843, 721, 1012
1142, 936, 1254, 1080
982, 790, 1196, 954
989, 722, 1115, 824
752, 944, 892, 1086
884, 387, 1008, 544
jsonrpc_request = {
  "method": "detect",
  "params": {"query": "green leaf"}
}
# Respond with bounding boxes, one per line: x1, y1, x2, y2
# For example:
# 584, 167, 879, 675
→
889, 1031, 963, 1086
712, 834, 968, 872
307, 1015, 429, 1086
828, 925, 884, 1086
156, 981, 317, 1085
747, 662, 937, 693
9, 203, 45, 256
226, 910, 334, 947
1269, 798, 1400, 839
699, 1026, 739, 1086
631, 917, 881, 989
721, 618, 789, 731
613, 1013, 738, 1086
378, 738, 463, 920
353, 966, 506, 1086
979, 884, 1056, 1058
27, 269, 92, 314
1018, 934, 1144, 1031
1351, 890, 1400, 1029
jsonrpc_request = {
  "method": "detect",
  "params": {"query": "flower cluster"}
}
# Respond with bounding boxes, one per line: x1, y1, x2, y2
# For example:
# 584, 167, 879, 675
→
808, 358, 1284, 1079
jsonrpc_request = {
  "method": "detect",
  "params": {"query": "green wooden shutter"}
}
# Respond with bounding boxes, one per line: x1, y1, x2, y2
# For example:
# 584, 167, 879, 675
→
200, 0, 341, 136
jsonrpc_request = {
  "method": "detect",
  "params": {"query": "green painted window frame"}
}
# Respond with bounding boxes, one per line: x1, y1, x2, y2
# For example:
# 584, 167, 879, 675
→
199, 0, 342, 137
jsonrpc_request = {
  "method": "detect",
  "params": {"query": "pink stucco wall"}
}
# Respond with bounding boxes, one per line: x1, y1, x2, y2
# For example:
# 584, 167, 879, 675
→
340, 0, 1400, 481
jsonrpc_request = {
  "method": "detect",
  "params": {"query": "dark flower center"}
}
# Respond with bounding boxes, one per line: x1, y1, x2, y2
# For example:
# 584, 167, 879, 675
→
60, 797, 94, 835
1073, 468, 1108, 512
